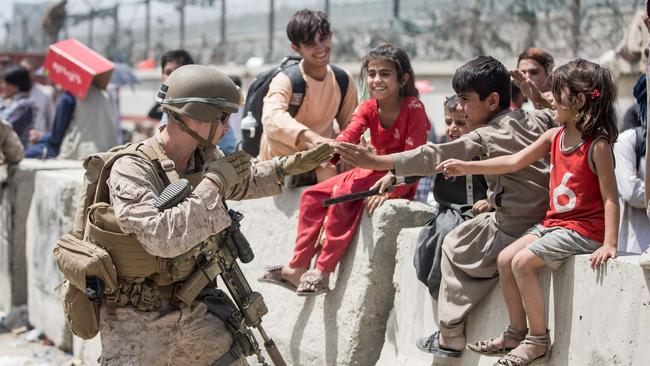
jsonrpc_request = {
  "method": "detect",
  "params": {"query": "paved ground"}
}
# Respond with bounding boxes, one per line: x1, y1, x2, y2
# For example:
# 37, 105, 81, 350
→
0, 332, 75, 366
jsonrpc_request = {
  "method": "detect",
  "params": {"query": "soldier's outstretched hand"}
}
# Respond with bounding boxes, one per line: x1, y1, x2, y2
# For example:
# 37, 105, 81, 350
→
204, 151, 252, 192
281, 143, 334, 176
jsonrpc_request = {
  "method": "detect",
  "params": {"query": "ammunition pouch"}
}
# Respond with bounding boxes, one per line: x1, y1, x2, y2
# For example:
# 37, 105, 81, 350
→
106, 280, 179, 312
53, 234, 117, 339
86, 202, 199, 285
85, 201, 225, 310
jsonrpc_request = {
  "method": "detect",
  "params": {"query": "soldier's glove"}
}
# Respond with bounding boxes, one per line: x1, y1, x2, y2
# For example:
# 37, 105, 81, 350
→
204, 151, 252, 193
274, 143, 334, 177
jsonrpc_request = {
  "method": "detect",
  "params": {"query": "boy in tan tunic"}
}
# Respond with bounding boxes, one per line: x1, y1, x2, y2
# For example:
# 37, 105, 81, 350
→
336, 56, 555, 357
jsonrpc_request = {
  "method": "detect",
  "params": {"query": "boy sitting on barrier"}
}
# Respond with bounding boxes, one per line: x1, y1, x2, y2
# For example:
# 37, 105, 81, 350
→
414, 95, 491, 301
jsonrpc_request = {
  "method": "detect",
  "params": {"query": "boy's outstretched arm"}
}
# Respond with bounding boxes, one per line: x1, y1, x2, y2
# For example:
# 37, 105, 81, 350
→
335, 141, 395, 170
436, 128, 558, 177
589, 139, 620, 269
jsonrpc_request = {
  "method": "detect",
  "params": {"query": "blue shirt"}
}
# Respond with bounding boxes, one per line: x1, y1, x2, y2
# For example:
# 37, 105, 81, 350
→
25, 91, 76, 158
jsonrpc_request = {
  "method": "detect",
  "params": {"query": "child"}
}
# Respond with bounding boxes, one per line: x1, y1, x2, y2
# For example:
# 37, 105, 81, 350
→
260, 44, 430, 296
258, 9, 358, 184
336, 56, 555, 358
438, 59, 619, 365
414, 95, 491, 299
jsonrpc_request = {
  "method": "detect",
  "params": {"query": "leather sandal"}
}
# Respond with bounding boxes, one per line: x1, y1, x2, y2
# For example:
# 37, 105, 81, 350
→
415, 331, 462, 358
296, 271, 330, 297
494, 330, 552, 366
258, 265, 297, 292
467, 325, 528, 355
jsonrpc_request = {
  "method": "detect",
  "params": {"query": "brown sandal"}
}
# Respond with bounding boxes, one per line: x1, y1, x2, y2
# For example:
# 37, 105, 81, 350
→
296, 271, 330, 297
258, 265, 297, 292
494, 330, 551, 366
467, 325, 527, 355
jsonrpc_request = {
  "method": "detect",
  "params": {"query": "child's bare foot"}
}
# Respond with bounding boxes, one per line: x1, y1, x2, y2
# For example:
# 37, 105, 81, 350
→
466, 325, 527, 355
281, 266, 307, 287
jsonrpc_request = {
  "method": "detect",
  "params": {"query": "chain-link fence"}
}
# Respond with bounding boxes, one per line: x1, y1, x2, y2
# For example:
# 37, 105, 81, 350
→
3, 0, 643, 66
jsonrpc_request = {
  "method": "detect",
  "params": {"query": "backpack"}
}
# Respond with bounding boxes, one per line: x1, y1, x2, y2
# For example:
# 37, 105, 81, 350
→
240, 55, 350, 156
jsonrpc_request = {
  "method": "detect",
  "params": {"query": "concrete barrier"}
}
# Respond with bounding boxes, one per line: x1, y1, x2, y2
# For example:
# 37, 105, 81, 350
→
378, 227, 650, 366
0, 159, 81, 314
26, 168, 84, 351
228, 191, 435, 366
11, 167, 650, 365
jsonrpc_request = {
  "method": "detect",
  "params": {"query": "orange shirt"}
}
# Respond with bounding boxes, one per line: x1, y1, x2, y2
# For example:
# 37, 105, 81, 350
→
258, 61, 358, 160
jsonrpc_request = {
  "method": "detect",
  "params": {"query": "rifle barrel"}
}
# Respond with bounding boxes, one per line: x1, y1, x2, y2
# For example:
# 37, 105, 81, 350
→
322, 176, 420, 207
257, 325, 287, 366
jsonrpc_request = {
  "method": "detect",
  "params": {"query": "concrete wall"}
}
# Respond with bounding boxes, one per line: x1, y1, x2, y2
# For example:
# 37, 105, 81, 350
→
378, 228, 650, 366
227, 192, 435, 366
6, 162, 650, 365
0, 159, 81, 313
26, 169, 84, 351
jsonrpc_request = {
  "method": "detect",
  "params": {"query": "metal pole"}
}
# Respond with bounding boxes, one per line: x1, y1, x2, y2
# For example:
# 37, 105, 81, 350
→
220, 0, 226, 45
4, 22, 9, 50
268, 0, 274, 60
21, 17, 28, 51
569, 0, 580, 58
324, 0, 330, 16
145, 0, 151, 58
179, 0, 185, 48
113, 5, 119, 58
88, 10, 94, 48
393, 0, 399, 18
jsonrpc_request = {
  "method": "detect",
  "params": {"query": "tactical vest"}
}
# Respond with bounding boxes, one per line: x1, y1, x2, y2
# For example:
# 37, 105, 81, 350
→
80, 136, 213, 312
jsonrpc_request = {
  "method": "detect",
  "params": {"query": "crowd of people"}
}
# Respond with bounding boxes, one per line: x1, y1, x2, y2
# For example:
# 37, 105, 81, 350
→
1, 6, 649, 366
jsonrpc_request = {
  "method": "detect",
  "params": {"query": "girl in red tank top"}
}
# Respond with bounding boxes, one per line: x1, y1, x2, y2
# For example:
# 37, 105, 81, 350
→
437, 59, 619, 365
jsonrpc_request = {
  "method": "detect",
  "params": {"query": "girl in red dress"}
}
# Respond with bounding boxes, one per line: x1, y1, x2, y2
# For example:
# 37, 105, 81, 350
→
437, 59, 619, 366
260, 44, 430, 296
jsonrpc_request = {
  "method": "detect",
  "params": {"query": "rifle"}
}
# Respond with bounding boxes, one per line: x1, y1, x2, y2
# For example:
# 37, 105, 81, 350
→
155, 179, 286, 366
322, 176, 419, 207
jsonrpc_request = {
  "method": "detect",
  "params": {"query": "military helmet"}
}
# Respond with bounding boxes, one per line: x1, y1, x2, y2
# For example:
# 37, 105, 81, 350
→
155, 64, 242, 123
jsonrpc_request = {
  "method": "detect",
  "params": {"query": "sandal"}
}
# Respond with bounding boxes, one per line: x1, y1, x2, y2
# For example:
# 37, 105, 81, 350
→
494, 330, 552, 366
415, 331, 462, 358
258, 265, 297, 292
296, 271, 330, 297
467, 325, 528, 355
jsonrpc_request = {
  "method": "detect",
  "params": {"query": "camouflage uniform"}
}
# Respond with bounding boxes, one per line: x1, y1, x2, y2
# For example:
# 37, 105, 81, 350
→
101, 134, 281, 366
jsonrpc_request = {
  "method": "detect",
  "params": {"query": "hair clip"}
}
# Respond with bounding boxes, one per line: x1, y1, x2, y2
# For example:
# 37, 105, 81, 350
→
590, 89, 601, 99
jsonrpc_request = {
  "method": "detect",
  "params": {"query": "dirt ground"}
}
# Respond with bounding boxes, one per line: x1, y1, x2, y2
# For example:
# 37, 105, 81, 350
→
0, 331, 75, 366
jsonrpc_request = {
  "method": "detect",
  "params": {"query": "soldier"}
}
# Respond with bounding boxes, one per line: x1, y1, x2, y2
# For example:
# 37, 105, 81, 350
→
99, 65, 332, 365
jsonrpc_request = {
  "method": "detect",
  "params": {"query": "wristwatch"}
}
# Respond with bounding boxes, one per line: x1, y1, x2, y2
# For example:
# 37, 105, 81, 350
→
389, 169, 405, 185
